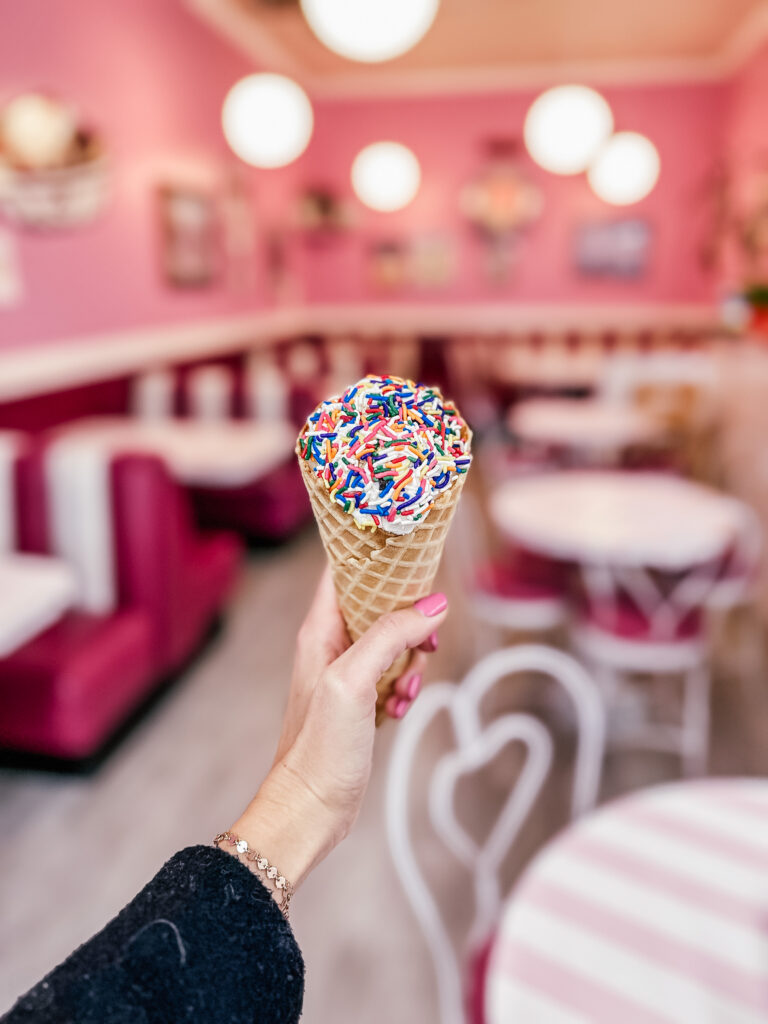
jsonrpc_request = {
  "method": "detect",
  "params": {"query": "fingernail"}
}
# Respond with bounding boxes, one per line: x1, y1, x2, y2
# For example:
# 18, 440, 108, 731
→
406, 673, 422, 700
425, 631, 439, 652
415, 592, 448, 617
385, 695, 401, 718
394, 698, 409, 719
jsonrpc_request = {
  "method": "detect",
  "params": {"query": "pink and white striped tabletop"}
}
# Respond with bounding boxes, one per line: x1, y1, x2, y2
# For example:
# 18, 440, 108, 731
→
486, 779, 768, 1023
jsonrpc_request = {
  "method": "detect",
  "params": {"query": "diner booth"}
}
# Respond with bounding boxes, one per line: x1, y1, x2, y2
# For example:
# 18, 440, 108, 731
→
2, 1, 768, 1022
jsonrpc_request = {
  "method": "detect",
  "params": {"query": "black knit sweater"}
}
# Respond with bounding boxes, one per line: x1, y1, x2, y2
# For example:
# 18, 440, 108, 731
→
2, 846, 304, 1023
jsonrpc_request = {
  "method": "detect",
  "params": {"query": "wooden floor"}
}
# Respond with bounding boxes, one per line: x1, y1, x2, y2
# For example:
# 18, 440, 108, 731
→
1, 531, 767, 1022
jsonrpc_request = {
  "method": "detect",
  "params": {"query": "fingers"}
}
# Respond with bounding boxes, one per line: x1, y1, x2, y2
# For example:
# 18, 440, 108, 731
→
394, 651, 426, 699
332, 593, 448, 703
418, 631, 439, 653
384, 652, 426, 719
301, 565, 343, 636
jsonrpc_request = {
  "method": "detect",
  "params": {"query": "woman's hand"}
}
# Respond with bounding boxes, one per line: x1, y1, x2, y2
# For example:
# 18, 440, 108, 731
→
228, 566, 448, 892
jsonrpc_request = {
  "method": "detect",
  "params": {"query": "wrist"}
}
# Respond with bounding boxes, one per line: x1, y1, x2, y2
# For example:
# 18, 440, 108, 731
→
229, 762, 335, 891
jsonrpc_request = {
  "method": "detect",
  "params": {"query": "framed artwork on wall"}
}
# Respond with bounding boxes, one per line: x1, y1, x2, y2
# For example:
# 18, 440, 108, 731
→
574, 219, 652, 278
158, 184, 219, 288
367, 234, 457, 292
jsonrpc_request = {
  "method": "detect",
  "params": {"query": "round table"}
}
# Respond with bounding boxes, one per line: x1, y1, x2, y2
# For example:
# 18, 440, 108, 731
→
490, 471, 746, 570
509, 398, 658, 455
486, 778, 768, 1023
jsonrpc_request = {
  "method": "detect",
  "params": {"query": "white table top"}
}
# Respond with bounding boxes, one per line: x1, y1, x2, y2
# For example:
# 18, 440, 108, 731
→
487, 778, 768, 1023
0, 554, 77, 656
490, 471, 746, 570
495, 346, 606, 391
55, 417, 296, 488
510, 398, 658, 452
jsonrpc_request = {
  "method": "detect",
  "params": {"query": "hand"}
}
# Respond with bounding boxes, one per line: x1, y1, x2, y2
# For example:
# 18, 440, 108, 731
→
228, 566, 448, 892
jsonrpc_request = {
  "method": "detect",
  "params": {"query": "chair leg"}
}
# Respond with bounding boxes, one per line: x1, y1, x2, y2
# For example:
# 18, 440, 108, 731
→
681, 664, 711, 777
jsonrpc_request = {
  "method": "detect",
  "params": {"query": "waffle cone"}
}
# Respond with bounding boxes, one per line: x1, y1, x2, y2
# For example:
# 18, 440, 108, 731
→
298, 450, 467, 723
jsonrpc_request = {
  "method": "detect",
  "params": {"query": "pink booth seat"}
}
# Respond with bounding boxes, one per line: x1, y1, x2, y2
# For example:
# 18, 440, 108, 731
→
189, 459, 312, 542
0, 449, 240, 761
0, 610, 154, 760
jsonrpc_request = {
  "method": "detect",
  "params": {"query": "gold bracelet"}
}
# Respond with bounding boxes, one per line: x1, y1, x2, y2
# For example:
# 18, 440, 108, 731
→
213, 831, 294, 918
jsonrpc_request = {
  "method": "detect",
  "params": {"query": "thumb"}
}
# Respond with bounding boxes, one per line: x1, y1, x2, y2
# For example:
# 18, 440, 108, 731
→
332, 593, 448, 696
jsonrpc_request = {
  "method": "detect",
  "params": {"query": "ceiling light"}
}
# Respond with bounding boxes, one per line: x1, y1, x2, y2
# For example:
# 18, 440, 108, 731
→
351, 142, 421, 212
588, 131, 660, 205
524, 85, 613, 175
300, 0, 439, 63
222, 73, 313, 168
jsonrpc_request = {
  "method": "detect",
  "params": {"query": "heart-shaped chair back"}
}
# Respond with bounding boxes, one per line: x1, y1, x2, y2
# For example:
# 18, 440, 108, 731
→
386, 644, 605, 1024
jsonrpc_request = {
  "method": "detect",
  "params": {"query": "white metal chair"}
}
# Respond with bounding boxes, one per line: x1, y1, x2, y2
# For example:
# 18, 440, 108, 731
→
705, 504, 765, 696
386, 645, 605, 1024
706, 504, 762, 611
448, 493, 567, 655
570, 559, 719, 775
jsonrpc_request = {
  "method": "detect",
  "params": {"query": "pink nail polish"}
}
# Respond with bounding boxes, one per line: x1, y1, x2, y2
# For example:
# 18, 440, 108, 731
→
395, 698, 409, 719
385, 695, 400, 718
423, 630, 442, 655
406, 673, 422, 700
415, 592, 448, 617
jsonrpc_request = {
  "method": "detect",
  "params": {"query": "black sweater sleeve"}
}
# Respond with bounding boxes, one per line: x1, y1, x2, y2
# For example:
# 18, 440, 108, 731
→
2, 845, 305, 1024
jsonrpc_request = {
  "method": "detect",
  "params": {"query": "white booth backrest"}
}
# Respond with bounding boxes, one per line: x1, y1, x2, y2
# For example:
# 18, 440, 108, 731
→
246, 356, 288, 423
187, 365, 232, 422
0, 431, 23, 553
0, 554, 78, 657
45, 437, 117, 614
131, 368, 175, 420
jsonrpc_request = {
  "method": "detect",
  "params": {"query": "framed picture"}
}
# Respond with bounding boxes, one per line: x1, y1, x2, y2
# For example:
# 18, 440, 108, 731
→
158, 185, 219, 287
574, 219, 652, 278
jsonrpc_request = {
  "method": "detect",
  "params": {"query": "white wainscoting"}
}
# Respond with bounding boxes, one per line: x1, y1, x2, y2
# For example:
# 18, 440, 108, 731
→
0, 302, 718, 402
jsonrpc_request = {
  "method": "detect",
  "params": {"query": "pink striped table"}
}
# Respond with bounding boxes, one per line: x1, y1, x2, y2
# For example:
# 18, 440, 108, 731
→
486, 779, 768, 1023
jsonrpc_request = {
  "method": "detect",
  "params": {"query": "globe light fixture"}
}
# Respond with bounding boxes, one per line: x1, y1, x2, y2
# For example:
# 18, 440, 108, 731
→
0, 93, 77, 169
351, 142, 421, 212
222, 74, 313, 168
523, 85, 613, 175
588, 131, 660, 205
300, 0, 439, 63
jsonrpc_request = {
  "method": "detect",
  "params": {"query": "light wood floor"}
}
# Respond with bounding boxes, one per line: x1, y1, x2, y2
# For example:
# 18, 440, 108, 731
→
1, 531, 767, 1022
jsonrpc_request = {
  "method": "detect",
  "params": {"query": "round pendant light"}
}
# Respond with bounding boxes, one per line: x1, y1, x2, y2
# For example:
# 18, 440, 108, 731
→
300, 0, 439, 63
588, 131, 660, 205
351, 142, 421, 212
524, 85, 613, 175
222, 74, 313, 168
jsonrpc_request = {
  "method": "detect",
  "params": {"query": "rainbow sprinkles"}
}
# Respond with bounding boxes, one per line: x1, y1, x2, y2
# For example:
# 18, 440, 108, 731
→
297, 375, 472, 535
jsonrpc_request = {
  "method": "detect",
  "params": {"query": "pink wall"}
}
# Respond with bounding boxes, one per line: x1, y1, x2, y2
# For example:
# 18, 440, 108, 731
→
722, 41, 768, 288
0, 0, 297, 349
0, 2, 743, 351
291, 81, 728, 306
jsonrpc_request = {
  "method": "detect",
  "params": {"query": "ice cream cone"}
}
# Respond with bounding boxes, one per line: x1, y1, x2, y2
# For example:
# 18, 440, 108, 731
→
298, 428, 469, 723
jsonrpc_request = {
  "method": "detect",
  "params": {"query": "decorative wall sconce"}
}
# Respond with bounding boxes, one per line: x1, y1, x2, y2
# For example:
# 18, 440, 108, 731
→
0, 93, 109, 229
